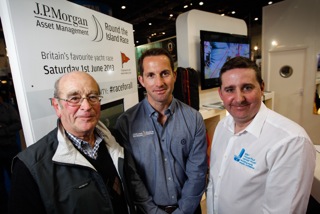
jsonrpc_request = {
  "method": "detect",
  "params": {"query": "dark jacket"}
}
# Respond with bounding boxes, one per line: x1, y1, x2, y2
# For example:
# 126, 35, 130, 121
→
10, 121, 162, 214
0, 101, 21, 147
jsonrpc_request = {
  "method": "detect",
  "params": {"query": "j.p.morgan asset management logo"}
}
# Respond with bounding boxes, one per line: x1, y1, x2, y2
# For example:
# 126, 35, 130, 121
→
34, 2, 90, 37
34, 2, 130, 44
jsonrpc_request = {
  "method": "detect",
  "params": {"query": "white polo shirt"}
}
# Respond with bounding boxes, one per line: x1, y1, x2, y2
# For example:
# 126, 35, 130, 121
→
206, 103, 316, 214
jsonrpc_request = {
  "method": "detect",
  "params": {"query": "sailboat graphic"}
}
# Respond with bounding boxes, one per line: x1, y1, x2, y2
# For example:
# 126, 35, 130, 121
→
92, 15, 103, 42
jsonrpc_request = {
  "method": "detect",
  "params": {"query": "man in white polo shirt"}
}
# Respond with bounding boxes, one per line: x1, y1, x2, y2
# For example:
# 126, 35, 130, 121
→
206, 56, 316, 214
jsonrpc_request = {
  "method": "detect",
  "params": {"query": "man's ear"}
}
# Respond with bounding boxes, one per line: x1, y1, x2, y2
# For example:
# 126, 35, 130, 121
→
218, 87, 223, 99
172, 71, 177, 82
138, 75, 145, 88
51, 98, 62, 117
260, 81, 265, 98
260, 81, 265, 92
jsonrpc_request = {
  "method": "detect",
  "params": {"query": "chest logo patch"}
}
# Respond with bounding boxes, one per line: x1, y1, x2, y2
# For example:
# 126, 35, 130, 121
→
234, 148, 256, 169
132, 130, 154, 138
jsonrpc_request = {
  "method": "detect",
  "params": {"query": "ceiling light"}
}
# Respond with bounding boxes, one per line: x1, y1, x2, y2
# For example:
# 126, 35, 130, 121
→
231, 11, 236, 14
169, 14, 173, 17
254, 17, 259, 21
268, 1, 273, 5
184, 5, 188, 9
221, 14, 225, 16
199, 2, 204, 6
271, 40, 278, 46
149, 23, 152, 25
121, 5, 126, 9
162, 32, 165, 35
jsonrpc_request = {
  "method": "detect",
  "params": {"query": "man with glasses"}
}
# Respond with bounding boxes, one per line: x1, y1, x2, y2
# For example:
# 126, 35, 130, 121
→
9, 71, 162, 214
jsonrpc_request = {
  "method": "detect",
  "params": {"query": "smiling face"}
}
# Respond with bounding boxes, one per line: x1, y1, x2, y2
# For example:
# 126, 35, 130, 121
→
52, 72, 101, 140
138, 55, 176, 109
219, 68, 264, 129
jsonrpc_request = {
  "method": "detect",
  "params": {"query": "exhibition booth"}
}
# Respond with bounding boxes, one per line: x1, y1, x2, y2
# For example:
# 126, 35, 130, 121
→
0, 0, 320, 212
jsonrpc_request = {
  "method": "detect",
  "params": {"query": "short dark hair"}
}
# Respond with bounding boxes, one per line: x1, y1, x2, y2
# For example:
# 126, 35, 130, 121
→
219, 56, 263, 87
138, 48, 174, 75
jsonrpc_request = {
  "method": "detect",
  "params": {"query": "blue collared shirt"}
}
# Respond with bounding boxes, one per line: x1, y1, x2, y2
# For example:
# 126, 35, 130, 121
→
115, 98, 207, 213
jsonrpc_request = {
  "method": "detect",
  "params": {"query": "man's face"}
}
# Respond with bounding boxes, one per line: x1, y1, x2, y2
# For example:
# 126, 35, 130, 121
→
53, 72, 101, 138
219, 68, 264, 126
138, 55, 176, 107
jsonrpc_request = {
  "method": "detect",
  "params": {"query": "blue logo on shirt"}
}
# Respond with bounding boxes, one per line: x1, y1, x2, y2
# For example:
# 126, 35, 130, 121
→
234, 148, 256, 169
234, 148, 245, 161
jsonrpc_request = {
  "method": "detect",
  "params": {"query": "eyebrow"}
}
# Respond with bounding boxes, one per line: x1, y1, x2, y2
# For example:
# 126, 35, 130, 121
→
65, 90, 99, 96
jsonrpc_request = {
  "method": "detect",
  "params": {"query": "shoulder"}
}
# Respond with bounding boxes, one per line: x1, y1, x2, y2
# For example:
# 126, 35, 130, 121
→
266, 109, 309, 137
108, 127, 124, 146
17, 128, 58, 166
174, 98, 202, 117
117, 101, 145, 124
122, 101, 144, 115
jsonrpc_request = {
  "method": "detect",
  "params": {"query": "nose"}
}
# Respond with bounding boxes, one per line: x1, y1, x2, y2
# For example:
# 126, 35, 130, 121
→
154, 75, 165, 87
80, 97, 92, 109
235, 90, 245, 103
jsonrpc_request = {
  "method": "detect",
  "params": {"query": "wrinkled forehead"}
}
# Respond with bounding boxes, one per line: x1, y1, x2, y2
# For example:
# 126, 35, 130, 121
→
59, 72, 99, 96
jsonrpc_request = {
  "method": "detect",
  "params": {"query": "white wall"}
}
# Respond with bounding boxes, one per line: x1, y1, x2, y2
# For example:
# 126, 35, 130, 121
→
176, 9, 247, 106
262, 0, 320, 144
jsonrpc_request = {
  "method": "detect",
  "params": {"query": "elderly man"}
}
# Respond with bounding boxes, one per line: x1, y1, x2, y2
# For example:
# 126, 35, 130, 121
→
9, 71, 162, 214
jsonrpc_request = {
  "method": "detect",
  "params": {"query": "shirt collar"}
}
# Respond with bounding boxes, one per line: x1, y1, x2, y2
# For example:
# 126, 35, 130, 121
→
224, 102, 269, 138
143, 97, 175, 117
66, 128, 104, 159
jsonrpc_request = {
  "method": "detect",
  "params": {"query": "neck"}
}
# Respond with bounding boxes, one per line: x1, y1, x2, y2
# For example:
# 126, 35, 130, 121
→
69, 131, 96, 147
83, 134, 96, 147
234, 120, 251, 134
157, 113, 167, 126
147, 96, 172, 114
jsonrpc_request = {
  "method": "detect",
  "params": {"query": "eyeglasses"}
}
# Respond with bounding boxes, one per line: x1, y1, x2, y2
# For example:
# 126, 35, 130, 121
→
54, 95, 103, 107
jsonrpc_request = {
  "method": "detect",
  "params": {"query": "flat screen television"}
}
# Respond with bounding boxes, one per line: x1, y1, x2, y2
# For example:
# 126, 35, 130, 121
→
200, 30, 250, 90
99, 99, 124, 128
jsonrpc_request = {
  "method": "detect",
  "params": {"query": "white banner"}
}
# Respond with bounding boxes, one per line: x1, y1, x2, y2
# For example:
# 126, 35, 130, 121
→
0, 0, 138, 145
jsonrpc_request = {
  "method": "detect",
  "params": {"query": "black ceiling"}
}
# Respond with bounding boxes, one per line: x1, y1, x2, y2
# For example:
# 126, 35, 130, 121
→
68, 0, 283, 45
0, 0, 283, 45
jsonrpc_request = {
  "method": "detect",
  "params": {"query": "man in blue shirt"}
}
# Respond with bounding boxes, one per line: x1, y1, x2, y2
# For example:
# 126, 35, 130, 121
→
115, 48, 207, 214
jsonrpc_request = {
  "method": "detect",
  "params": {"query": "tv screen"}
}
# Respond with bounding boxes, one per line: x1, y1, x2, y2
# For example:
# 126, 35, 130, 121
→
200, 30, 250, 90
100, 99, 124, 128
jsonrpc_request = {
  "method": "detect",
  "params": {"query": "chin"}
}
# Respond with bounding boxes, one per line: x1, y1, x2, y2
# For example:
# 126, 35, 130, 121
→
78, 122, 96, 131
